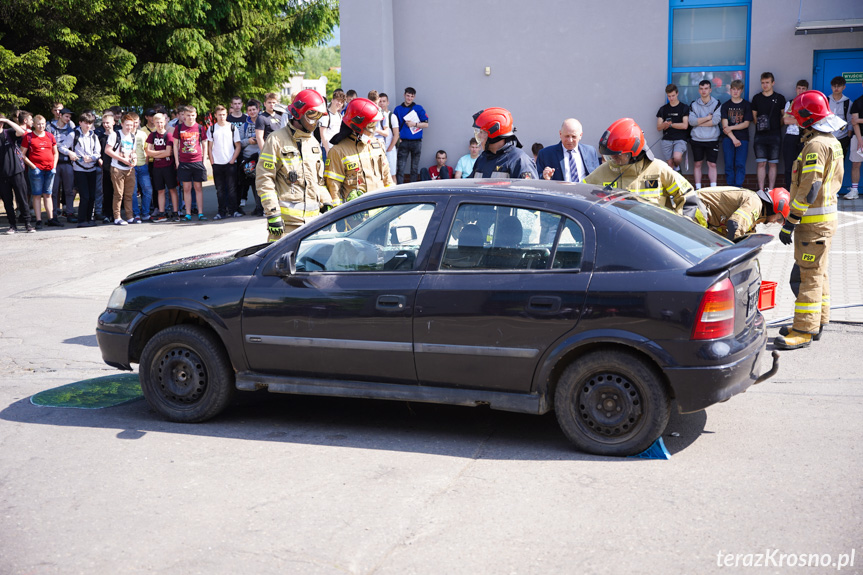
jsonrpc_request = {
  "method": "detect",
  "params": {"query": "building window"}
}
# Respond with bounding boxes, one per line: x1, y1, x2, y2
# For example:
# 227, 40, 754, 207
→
669, 1, 751, 105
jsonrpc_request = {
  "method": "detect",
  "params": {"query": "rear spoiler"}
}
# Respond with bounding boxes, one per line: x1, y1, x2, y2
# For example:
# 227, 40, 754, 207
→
686, 234, 774, 277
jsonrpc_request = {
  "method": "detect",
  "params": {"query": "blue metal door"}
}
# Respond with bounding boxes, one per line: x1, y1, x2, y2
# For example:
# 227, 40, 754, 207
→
814, 49, 863, 187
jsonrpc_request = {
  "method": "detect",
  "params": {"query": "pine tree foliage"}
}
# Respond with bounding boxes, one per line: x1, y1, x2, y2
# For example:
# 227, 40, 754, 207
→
0, 0, 339, 113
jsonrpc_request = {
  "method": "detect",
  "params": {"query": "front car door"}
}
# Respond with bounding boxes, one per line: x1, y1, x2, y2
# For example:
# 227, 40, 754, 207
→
242, 199, 442, 383
414, 199, 594, 392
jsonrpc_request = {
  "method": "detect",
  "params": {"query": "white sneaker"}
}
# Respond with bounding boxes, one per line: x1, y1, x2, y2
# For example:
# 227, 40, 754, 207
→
114, 218, 128, 226
213, 214, 223, 220
232, 211, 244, 218
844, 189, 859, 200
240, 199, 246, 207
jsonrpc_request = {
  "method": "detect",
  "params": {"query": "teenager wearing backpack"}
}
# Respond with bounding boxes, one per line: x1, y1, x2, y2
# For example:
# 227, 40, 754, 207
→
207, 105, 241, 220
172, 105, 209, 221
66, 112, 102, 227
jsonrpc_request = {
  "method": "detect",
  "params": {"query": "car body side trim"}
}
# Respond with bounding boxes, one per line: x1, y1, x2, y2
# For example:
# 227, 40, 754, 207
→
414, 342, 539, 358
235, 372, 547, 414
245, 334, 412, 353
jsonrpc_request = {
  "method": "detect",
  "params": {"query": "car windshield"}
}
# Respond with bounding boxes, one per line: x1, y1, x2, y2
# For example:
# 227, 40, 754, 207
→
601, 200, 730, 263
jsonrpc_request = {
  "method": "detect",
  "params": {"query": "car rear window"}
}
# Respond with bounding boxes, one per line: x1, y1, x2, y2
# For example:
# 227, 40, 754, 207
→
601, 200, 730, 264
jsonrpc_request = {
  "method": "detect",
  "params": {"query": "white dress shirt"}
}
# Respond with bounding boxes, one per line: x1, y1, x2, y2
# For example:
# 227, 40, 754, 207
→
563, 146, 585, 182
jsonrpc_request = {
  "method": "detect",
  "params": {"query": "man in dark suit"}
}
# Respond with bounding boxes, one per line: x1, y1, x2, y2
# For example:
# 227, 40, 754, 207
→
536, 118, 601, 182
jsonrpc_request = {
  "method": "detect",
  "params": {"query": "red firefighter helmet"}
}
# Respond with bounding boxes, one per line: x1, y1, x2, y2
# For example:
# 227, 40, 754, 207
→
342, 98, 383, 134
472, 107, 515, 140
288, 89, 327, 123
598, 118, 645, 158
757, 187, 791, 219
790, 90, 831, 129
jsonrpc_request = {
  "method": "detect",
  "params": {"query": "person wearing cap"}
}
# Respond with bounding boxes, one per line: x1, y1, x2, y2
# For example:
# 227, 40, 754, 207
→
584, 117, 707, 226
49, 107, 78, 221
257, 89, 330, 241
469, 107, 538, 179
697, 186, 789, 240
774, 90, 846, 350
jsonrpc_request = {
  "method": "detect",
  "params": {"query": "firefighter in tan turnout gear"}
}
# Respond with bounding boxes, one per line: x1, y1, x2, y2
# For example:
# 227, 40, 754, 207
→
324, 97, 394, 206
256, 89, 329, 242
774, 90, 845, 350
697, 186, 789, 240
584, 118, 708, 227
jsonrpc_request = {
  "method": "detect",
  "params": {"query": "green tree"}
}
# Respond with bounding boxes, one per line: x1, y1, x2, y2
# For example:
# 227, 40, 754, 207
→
0, 0, 339, 114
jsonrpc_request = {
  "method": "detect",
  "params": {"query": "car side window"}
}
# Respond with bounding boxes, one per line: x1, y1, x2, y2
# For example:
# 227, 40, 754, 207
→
551, 218, 584, 270
442, 204, 579, 271
296, 203, 435, 272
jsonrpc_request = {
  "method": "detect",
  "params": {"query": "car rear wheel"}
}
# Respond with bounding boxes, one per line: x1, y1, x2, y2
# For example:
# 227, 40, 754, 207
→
554, 350, 670, 456
139, 325, 235, 422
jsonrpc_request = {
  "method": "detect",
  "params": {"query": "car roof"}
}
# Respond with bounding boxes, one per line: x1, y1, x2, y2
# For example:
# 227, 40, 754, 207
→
367, 179, 630, 210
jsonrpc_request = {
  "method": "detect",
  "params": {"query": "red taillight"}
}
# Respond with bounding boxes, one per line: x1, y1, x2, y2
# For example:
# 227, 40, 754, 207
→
692, 278, 735, 340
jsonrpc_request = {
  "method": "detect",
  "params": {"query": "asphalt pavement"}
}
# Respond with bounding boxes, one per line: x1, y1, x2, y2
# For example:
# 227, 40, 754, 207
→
0, 183, 861, 575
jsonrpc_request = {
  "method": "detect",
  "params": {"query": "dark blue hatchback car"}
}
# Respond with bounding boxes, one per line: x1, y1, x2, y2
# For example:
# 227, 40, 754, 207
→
97, 180, 777, 456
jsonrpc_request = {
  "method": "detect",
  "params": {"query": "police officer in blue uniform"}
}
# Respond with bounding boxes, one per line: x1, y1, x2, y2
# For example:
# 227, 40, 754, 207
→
469, 107, 538, 179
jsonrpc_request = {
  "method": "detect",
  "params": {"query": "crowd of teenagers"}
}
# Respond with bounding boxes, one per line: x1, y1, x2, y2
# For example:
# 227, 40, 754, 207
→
2, 74, 861, 235
653, 73, 862, 198
0, 86, 435, 234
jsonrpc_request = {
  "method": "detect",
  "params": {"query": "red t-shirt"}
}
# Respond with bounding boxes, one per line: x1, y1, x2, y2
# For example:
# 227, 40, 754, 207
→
172, 123, 208, 164
146, 130, 175, 169
22, 131, 57, 171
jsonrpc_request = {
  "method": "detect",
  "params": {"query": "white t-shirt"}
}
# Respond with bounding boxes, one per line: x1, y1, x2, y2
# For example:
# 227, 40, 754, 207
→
207, 123, 241, 165
320, 111, 342, 146
110, 130, 136, 170
784, 102, 799, 136
377, 110, 399, 149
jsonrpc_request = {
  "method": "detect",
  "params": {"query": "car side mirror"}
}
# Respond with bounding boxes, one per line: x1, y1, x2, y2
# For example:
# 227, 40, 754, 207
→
392, 225, 417, 244
271, 251, 296, 276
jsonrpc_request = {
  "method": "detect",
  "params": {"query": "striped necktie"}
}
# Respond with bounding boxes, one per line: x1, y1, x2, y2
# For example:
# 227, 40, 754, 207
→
569, 149, 579, 183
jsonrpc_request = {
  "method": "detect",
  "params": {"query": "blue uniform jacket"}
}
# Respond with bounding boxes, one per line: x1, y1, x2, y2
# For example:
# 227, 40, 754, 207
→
469, 140, 538, 179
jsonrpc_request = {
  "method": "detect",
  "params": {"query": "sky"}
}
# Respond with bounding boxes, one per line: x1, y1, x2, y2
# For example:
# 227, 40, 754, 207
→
327, 25, 340, 46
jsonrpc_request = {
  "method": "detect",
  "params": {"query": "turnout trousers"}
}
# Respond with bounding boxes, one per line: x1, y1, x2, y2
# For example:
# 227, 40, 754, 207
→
790, 223, 834, 334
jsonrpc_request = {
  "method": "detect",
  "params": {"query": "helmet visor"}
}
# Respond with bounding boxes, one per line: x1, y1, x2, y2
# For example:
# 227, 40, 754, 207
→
604, 153, 631, 166
304, 109, 325, 123
473, 128, 487, 145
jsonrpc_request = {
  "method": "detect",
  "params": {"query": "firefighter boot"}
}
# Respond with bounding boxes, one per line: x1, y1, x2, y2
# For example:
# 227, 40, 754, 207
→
778, 324, 823, 341
773, 329, 813, 350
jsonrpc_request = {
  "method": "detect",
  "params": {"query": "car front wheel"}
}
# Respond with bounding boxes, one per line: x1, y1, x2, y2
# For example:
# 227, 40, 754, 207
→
139, 325, 235, 422
554, 350, 670, 456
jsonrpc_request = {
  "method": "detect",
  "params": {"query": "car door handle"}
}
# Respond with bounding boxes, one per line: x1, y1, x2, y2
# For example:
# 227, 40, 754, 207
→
377, 295, 408, 311
528, 296, 561, 313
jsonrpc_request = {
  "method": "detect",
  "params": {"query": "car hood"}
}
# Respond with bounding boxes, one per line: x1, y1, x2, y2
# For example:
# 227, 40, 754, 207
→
122, 244, 268, 283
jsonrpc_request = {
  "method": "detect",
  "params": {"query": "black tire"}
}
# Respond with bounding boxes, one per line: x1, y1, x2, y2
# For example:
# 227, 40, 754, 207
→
554, 349, 670, 456
139, 325, 235, 423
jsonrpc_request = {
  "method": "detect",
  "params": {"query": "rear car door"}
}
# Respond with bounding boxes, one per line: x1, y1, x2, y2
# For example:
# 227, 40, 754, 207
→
413, 200, 594, 392
242, 199, 442, 383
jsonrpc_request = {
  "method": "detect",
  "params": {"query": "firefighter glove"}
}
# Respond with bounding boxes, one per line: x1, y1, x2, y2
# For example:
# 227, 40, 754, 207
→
320, 203, 333, 214
779, 220, 795, 245
267, 216, 284, 237
725, 219, 739, 240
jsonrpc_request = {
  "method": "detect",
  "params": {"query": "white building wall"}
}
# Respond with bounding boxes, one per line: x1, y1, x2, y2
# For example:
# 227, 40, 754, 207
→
343, 0, 863, 175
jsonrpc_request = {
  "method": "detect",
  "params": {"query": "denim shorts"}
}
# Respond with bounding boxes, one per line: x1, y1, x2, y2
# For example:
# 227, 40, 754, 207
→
29, 168, 55, 196
754, 134, 781, 163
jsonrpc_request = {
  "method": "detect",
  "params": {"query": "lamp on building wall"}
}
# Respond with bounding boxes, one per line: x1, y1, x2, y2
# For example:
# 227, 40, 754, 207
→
484, 67, 491, 76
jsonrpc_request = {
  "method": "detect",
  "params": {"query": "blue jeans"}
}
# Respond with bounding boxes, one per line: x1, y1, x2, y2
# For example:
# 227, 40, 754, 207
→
132, 165, 153, 217
722, 138, 748, 187
29, 168, 56, 197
